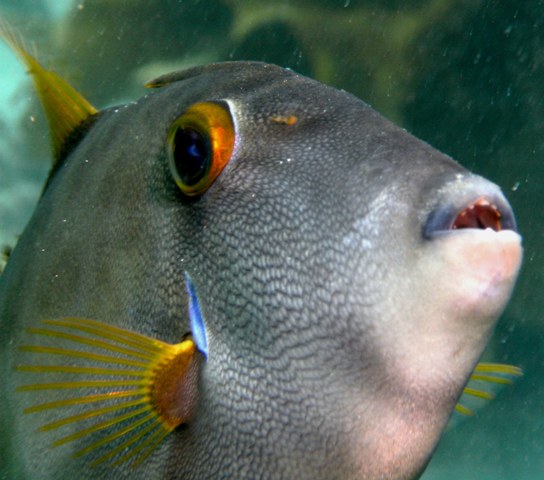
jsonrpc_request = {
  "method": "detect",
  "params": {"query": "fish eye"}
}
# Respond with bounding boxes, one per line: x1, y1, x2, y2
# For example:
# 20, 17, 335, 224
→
167, 102, 235, 196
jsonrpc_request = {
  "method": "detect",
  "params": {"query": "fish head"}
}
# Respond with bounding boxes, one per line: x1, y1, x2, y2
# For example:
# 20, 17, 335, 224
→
0, 61, 522, 479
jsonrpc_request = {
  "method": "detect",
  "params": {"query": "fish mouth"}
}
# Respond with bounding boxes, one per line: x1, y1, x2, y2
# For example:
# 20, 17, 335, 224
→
451, 197, 507, 231
424, 183, 517, 238
419, 176, 522, 321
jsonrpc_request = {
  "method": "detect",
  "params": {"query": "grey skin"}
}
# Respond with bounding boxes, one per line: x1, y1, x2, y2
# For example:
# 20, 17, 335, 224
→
0, 62, 521, 479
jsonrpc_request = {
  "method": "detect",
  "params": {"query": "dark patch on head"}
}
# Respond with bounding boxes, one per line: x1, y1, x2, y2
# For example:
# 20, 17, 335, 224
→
42, 112, 102, 193
0, 244, 12, 274
145, 61, 274, 89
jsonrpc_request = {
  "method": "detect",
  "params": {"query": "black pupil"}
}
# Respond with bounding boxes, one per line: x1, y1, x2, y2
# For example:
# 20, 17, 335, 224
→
173, 127, 210, 186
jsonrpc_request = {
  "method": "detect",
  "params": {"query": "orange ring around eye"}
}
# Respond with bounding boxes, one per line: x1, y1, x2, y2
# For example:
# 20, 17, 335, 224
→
168, 101, 235, 196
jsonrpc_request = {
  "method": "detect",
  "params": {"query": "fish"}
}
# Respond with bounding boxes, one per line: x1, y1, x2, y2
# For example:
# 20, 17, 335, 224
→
0, 24, 522, 480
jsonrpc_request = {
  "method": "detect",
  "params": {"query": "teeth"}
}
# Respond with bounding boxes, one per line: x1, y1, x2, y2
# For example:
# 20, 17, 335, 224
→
452, 197, 502, 231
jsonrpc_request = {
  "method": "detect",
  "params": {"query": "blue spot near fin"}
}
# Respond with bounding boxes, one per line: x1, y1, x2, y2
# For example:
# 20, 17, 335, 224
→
184, 272, 208, 358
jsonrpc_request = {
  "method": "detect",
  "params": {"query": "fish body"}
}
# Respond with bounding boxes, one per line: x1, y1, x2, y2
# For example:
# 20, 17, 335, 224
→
0, 59, 522, 479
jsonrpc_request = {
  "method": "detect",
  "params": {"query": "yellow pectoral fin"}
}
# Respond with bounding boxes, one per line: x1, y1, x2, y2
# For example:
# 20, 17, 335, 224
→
17, 318, 201, 469
0, 20, 97, 162
455, 362, 522, 416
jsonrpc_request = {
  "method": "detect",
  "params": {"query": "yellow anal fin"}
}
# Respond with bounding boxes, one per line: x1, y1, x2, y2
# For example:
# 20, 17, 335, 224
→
0, 20, 97, 162
455, 362, 522, 416
17, 318, 202, 469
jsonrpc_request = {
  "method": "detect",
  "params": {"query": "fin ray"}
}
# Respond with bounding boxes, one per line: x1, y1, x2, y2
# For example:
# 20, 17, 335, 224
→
469, 374, 514, 385
455, 362, 522, 417
117, 422, 172, 468
462, 387, 494, 400
18, 316, 201, 468
43, 318, 168, 354
454, 404, 475, 416
473, 363, 523, 376
17, 365, 146, 377
39, 398, 150, 432
26, 327, 156, 360
19, 345, 148, 367
0, 20, 97, 161
90, 417, 164, 466
24, 390, 146, 413
18, 380, 147, 391
52, 404, 154, 447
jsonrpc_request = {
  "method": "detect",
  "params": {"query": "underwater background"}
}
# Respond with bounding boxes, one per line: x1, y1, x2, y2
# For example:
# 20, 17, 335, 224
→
0, 1, 541, 479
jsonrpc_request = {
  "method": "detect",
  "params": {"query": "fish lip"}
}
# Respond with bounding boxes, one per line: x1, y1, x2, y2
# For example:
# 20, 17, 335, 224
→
426, 226, 522, 243
423, 188, 517, 239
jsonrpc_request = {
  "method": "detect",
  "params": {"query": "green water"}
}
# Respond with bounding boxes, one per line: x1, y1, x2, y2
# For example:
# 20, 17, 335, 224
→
0, 1, 541, 478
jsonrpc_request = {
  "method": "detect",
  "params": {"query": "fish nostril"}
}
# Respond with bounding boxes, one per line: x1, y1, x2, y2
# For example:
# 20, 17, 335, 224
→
452, 197, 502, 232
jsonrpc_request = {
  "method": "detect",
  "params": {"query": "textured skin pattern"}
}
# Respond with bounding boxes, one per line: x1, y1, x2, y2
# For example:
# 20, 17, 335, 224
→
0, 63, 517, 479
